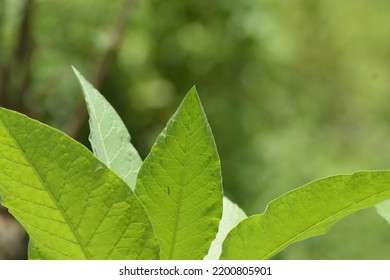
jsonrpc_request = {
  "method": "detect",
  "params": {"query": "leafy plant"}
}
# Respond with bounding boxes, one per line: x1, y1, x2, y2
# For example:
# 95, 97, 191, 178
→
0, 68, 390, 260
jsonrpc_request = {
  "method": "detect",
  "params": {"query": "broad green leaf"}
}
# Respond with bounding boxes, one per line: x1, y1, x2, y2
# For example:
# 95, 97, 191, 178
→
204, 196, 247, 260
220, 171, 390, 260
376, 199, 390, 225
73, 67, 142, 189
0, 107, 159, 260
135, 87, 223, 260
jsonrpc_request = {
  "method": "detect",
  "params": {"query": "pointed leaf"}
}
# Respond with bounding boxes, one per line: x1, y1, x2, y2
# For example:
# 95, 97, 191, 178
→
73, 67, 142, 189
135, 87, 223, 259
220, 171, 390, 260
204, 196, 247, 260
0, 107, 159, 259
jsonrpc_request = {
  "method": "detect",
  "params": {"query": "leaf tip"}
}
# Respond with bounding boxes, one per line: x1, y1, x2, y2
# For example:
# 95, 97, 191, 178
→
185, 86, 201, 104
188, 85, 198, 96
71, 65, 81, 77
71, 66, 85, 84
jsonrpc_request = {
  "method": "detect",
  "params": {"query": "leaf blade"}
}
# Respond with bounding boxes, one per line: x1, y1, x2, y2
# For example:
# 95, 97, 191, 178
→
0, 107, 159, 259
220, 171, 390, 260
135, 87, 223, 259
73, 67, 142, 189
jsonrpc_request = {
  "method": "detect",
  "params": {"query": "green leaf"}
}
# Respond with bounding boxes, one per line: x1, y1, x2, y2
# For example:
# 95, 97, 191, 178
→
27, 239, 41, 259
73, 67, 142, 189
376, 199, 390, 225
0, 107, 159, 260
220, 171, 390, 260
135, 87, 223, 260
204, 196, 247, 260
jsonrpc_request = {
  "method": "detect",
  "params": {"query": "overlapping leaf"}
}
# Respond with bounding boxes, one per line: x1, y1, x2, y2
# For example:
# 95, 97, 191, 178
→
376, 199, 390, 225
204, 196, 247, 260
135, 87, 223, 259
221, 171, 390, 259
73, 67, 142, 189
0, 107, 159, 259
3, 67, 389, 261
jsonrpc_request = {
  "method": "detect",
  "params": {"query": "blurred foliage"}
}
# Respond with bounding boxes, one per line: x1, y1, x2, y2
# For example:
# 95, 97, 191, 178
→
2, 0, 390, 259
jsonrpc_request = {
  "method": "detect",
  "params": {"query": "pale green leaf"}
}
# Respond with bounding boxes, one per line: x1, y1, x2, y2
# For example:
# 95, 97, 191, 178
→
73, 67, 142, 189
0, 107, 159, 260
135, 87, 223, 260
220, 171, 390, 260
376, 199, 390, 225
204, 196, 247, 260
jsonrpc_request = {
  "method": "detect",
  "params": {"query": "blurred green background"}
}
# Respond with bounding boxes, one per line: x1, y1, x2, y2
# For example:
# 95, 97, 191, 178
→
1, 0, 390, 259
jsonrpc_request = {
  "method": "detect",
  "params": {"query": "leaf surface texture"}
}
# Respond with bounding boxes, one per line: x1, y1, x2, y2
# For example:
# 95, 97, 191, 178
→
0, 107, 159, 259
136, 87, 223, 259
73, 67, 142, 189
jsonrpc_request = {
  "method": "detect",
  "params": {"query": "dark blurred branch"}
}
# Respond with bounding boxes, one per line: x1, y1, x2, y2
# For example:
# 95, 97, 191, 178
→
15, 0, 34, 62
0, 0, 4, 30
0, 0, 34, 115
14, 0, 34, 114
94, 0, 135, 88
0, 0, 8, 105
65, 0, 136, 138
0, 66, 9, 107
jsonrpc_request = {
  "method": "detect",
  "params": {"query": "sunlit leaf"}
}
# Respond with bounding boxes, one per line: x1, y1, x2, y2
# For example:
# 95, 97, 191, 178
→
0, 107, 159, 259
136, 87, 223, 259
221, 171, 390, 259
73, 67, 142, 189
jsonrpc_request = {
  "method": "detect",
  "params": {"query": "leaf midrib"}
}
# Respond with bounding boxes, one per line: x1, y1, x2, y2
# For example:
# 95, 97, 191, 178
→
261, 186, 390, 259
84, 92, 111, 165
0, 117, 90, 259
167, 96, 195, 259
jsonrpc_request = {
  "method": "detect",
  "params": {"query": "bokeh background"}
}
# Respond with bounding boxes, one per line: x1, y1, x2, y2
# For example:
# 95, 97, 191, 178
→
1, 0, 390, 259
